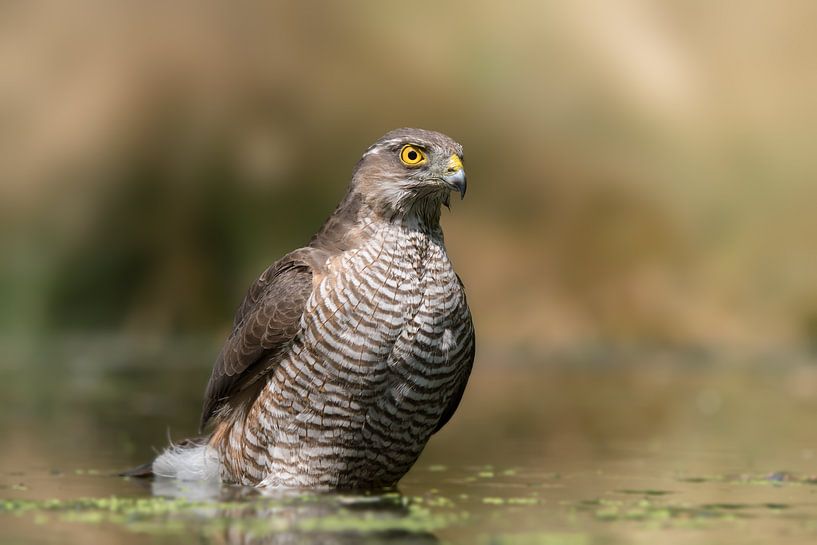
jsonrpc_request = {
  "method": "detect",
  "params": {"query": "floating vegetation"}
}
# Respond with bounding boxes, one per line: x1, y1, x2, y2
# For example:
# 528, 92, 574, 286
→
0, 493, 469, 538
3, 465, 815, 543
615, 489, 674, 496
676, 472, 817, 487
570, 495, 798, 529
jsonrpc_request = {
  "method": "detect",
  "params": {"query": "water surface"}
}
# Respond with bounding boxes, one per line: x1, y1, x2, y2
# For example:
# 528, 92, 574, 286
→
3, 337, 817, 544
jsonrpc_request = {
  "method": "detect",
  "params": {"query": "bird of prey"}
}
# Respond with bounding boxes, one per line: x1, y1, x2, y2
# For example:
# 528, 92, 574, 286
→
135, 128, 475, 488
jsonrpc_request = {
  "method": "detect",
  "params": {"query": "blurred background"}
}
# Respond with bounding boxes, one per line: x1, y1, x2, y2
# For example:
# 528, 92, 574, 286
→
3, 0, 817, 349
5, 2, 817, 543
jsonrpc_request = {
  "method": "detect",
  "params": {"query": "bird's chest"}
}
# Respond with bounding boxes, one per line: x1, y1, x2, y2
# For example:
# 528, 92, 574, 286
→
311, 226, 465, 381
251, 224, 471, 487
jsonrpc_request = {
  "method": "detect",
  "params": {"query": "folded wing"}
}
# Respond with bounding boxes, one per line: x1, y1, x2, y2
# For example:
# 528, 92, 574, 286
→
200, 248, 321, 430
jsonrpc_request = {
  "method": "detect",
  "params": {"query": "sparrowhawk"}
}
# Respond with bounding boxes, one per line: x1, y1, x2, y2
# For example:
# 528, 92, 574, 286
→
131, 128, 475, 488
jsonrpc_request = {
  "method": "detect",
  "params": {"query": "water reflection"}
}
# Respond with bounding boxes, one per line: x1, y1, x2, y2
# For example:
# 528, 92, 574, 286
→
148, 479, 439, 545
7, 341, 817, 544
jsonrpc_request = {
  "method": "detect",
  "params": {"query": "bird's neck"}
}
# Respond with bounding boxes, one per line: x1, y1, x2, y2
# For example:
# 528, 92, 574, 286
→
310, 190, 444, 253
402, 195, 444, 230
365, 196, 445, 246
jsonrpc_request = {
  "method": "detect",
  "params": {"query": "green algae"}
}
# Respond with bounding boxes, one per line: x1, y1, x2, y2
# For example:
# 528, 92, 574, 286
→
506, 497, 541, 506
0, 492, 466, 538
1, 496, 246, 517
2, 474, 812, 543
615, 489, 673, 496
294, 504, 464, 533
569, 494, 798, 529
676, 472, 817, 487
480, 496, 541, 507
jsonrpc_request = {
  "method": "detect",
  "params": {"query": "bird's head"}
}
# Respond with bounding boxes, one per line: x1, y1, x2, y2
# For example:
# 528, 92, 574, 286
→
349, 128, 466, 223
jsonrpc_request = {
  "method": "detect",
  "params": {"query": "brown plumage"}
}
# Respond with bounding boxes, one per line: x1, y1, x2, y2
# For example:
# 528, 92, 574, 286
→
141, 128, 474, 488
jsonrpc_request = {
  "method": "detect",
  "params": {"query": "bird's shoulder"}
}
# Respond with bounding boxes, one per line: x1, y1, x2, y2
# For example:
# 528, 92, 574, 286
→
200, 246, 330, 429
231, 246, 330, 326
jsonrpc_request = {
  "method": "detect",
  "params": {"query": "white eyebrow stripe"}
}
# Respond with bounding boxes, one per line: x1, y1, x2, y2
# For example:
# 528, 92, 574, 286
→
361, 138, 410, 158
378, 138, 406, 148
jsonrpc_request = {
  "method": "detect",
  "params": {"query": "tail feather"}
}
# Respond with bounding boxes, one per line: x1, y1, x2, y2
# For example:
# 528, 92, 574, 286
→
152, 440, 221, 481
119, 461, 154, 478
119, 438, 221, 482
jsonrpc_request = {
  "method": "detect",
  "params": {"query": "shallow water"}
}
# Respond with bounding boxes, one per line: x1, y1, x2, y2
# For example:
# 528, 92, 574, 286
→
3, 337, 817, 544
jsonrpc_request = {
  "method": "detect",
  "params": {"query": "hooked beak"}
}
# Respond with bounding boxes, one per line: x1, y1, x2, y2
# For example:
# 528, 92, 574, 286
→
442, 155, 467, 199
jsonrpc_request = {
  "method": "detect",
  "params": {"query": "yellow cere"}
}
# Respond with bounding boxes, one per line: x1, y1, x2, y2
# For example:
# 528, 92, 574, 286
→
447, 154, 463, 172
400, 145, 427, 166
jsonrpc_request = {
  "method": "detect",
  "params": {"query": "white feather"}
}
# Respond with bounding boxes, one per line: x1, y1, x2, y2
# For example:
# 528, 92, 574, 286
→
153, 443, 221, 481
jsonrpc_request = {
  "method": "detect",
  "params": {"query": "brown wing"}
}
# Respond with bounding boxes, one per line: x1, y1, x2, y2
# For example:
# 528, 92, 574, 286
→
199, 248, 321, 430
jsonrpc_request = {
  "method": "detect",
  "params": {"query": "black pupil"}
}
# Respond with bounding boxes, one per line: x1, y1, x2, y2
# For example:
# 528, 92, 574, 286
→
407, 150, 418, 161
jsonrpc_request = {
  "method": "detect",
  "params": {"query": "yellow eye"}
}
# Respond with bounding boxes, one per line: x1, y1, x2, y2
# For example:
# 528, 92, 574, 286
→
400, 145, 426, 166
